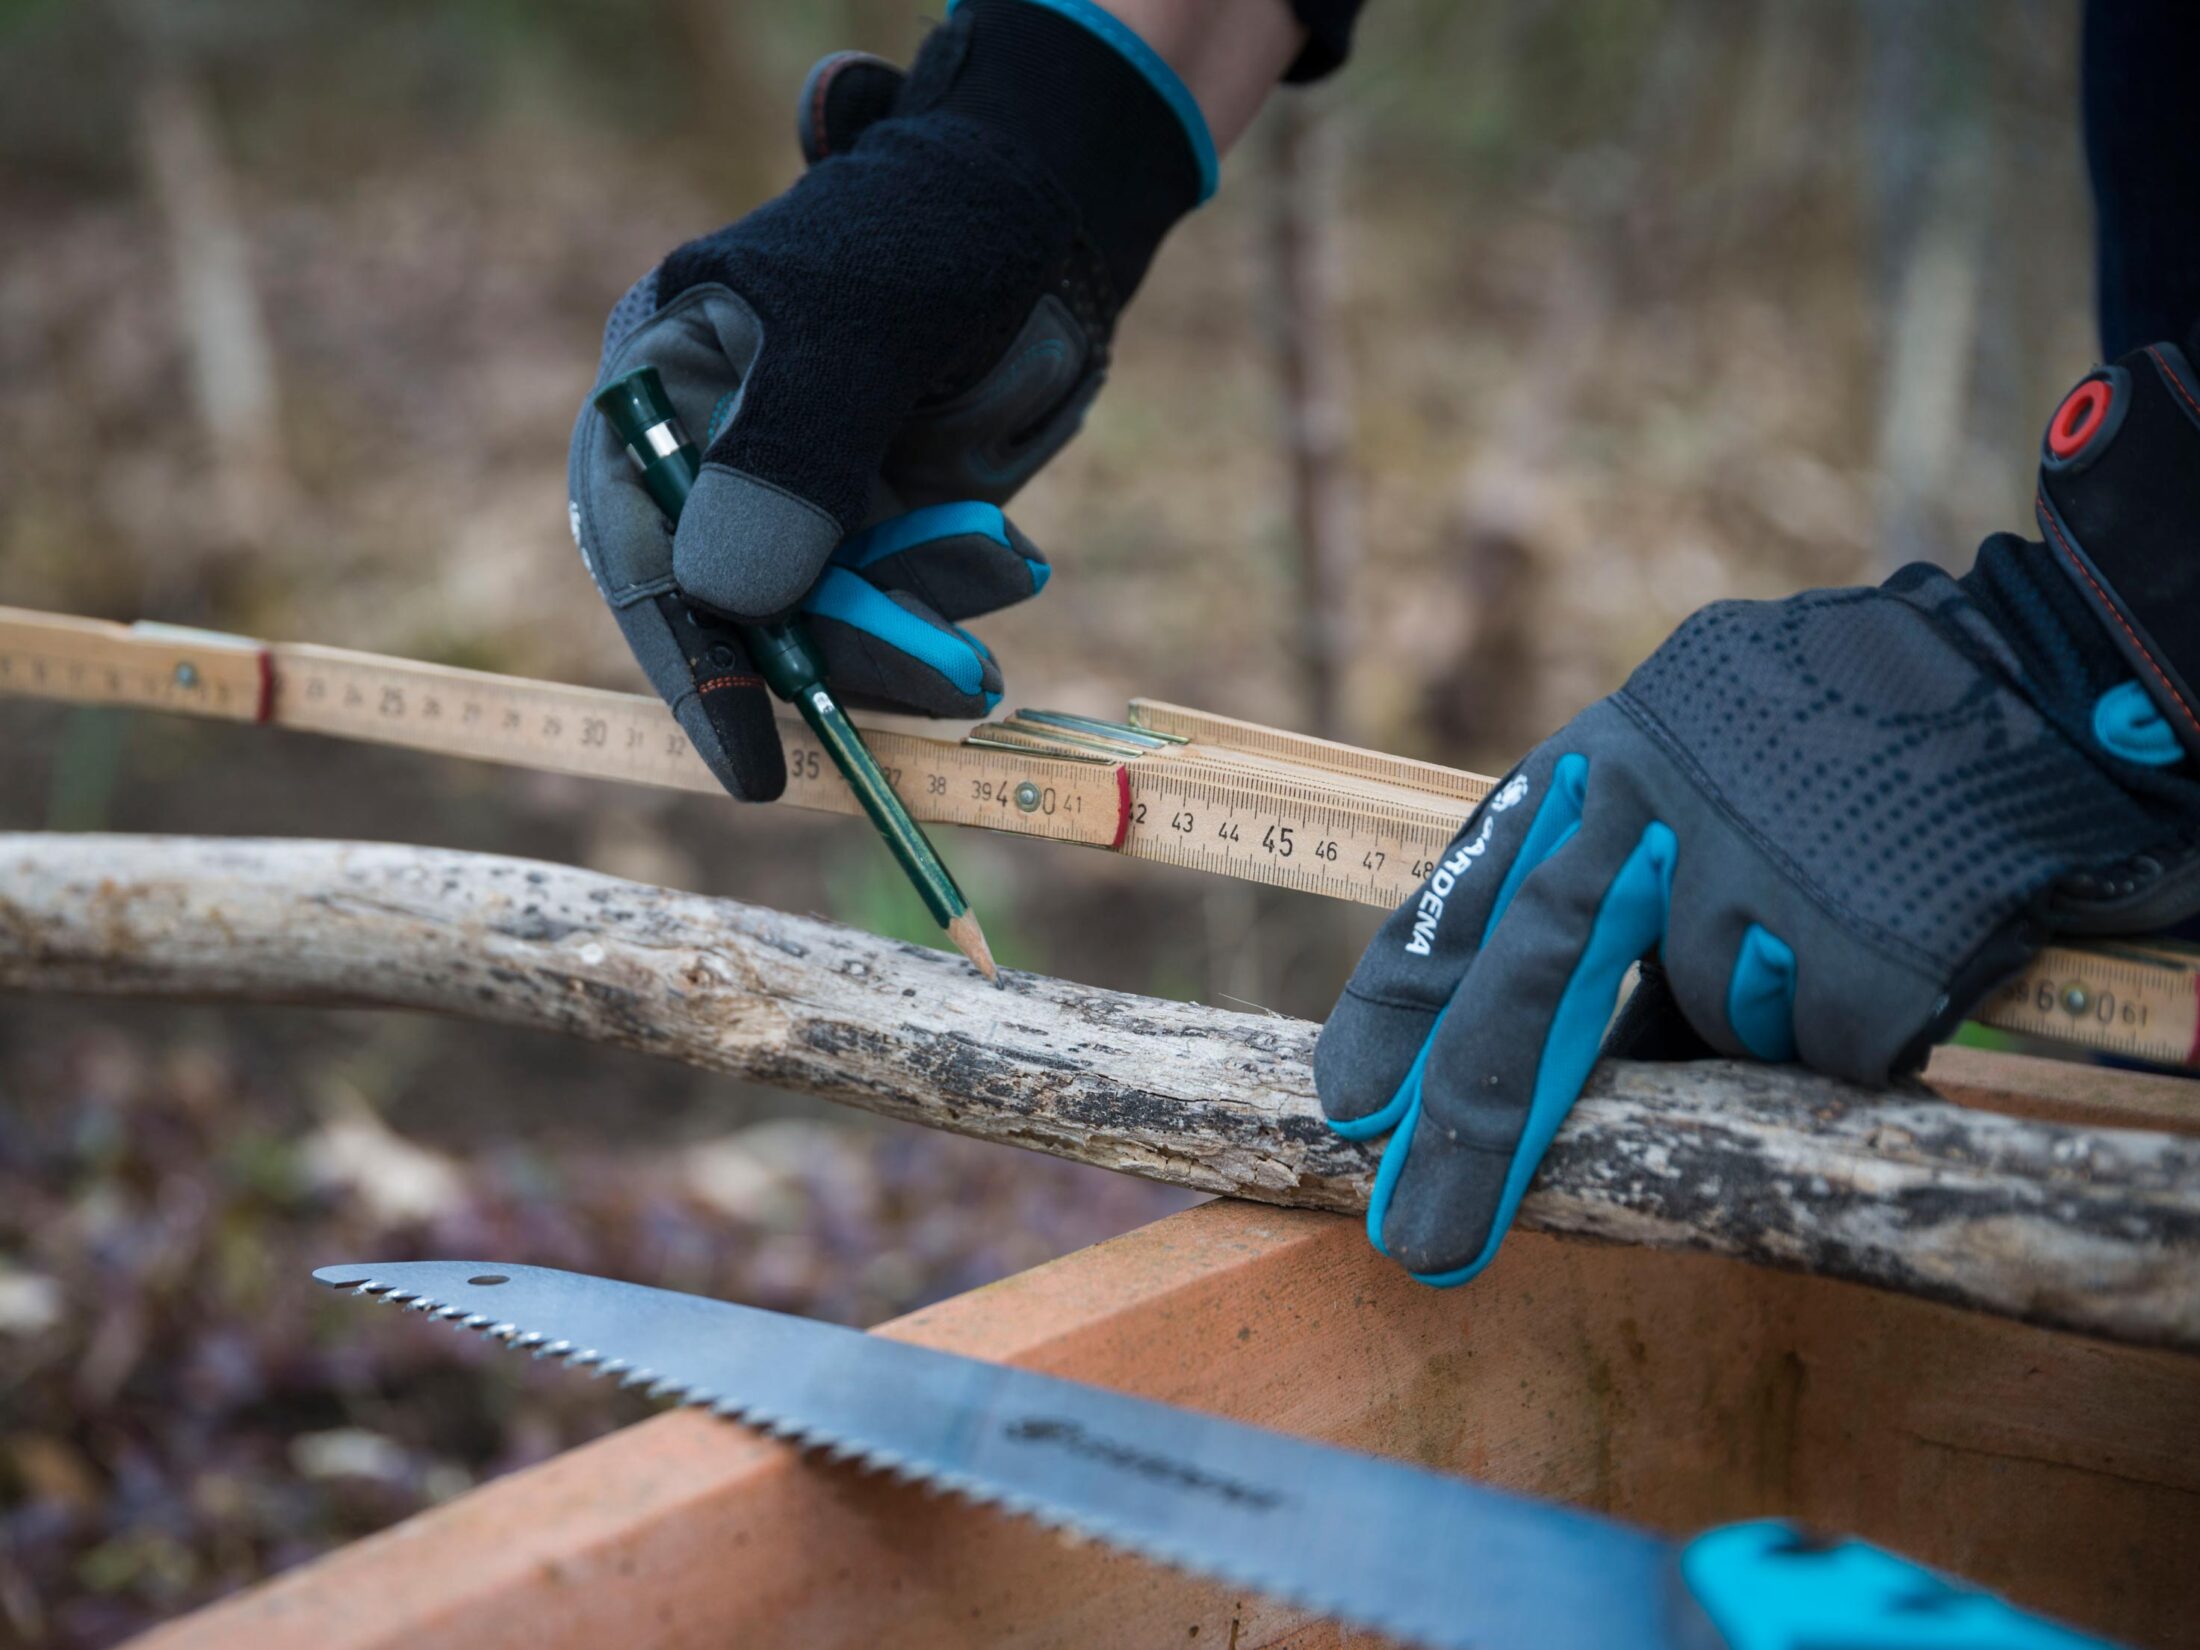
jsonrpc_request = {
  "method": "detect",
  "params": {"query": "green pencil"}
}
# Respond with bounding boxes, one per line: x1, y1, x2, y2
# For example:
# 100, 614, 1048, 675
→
594, 366, 997, 984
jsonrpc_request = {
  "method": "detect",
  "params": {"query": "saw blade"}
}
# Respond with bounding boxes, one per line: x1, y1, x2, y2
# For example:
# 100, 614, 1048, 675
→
316, 1261, 1678, 1650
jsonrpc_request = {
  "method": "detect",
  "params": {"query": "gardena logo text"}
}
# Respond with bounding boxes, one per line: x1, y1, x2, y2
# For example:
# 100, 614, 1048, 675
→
1405, 773, 1531, 956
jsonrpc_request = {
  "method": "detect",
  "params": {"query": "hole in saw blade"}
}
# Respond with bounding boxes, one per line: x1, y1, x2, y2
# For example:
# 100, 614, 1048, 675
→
468, 1274, 511, 1286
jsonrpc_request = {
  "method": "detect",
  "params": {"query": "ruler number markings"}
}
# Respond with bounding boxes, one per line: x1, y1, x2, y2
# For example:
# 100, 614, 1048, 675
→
9, 607, 2189, 1068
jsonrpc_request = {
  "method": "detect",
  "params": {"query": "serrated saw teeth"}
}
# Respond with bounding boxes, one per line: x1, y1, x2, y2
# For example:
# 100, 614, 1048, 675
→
333, 1276, 1209, 1570
323, 1283, 1292, 1614
314, 1264, 1656, 1650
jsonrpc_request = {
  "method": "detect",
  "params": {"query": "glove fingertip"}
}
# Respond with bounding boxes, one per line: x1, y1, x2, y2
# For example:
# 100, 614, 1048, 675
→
802, 582, 1000, 719
676, 466, 845, 621
1002, 513, 1046, 564
1374, 1122, 1512, 1286
675, 689, 785, 803
796, 51, 905, 167
1314, 989, 1438, 1137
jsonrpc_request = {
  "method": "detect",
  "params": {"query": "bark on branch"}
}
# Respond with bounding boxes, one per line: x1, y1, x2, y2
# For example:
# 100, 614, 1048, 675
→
1, 834, 2194, 1352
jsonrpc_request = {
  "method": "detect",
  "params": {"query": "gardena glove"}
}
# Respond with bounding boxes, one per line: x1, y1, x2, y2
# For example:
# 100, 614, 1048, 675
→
568, 0, 1216, 801
1316, 340, 2200, 1285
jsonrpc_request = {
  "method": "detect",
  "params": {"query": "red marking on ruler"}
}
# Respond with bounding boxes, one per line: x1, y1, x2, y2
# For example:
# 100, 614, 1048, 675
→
1110, 764, 1132, 850
255, 648, 275, 724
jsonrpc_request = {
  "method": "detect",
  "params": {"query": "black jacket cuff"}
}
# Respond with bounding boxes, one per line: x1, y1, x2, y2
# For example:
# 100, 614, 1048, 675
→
909, 0, 1207, 311
2035, 340, 2200, 762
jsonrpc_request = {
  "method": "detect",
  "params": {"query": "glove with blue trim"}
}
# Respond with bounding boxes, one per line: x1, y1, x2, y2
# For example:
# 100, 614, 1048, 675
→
568, 0, 1216, 801
1679, 1522, 2118, 1649
1317, 341, 2200, 1284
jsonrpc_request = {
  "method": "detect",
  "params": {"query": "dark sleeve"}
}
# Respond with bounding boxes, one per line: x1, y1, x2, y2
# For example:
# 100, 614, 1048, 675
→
2033, 339, 2200, 765
2083, 0, 2200, 357
1283, 0, 1365, 82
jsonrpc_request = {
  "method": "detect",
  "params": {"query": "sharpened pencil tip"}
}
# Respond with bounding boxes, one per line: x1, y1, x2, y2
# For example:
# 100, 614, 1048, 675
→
946, 911, 1000, 985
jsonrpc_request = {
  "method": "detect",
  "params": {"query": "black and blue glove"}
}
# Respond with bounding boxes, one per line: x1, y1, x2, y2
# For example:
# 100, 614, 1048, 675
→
568, 0, 1216, 800
1680, 1522, 2114, 1649
1317, 341, 2200, 1284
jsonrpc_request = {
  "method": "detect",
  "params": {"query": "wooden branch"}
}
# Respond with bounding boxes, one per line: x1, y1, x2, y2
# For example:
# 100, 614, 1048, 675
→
2, 834, 2195, 1353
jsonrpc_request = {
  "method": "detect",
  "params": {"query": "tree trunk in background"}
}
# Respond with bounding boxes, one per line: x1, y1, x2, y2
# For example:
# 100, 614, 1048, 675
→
1871, 133, 1990, 573
1262, 97, 1360, 744
1863, 0, 1990, 573
138, 62, 287, 570
668, 0, 791, 209
1421, 6, 1720, 765
1970, 0, 2086, 496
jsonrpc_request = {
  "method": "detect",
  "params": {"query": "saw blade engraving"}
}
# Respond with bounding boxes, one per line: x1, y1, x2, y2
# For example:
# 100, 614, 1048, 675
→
316, 1261, 1676, 1650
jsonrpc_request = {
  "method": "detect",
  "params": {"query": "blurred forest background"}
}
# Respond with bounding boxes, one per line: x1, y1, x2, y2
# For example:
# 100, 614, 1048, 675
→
0, 0, 2100, 1642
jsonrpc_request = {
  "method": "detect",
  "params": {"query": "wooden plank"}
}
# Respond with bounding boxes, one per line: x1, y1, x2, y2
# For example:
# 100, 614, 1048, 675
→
0, 605, 1125, 843
1925, 1043, 2199, 1136
0, 606, 268, 721
1783, 1288, 2200, 1650
136, 1195, 2197, 1650
131, 1205, 1779, 1650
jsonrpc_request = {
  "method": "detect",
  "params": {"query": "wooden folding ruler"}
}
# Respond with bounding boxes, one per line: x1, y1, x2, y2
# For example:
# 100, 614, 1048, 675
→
3, 603, 2194, 1068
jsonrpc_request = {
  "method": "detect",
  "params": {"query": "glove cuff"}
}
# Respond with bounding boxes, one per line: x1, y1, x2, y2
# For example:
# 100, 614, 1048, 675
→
916, 0, 1212, 310
2034, 340, 2200, 762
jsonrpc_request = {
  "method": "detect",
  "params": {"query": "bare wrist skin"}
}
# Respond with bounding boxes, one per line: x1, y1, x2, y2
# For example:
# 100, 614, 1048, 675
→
1096, 0, 1307, 152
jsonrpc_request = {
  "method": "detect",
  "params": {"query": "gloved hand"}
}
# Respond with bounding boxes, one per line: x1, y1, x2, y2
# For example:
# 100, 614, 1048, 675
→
1317, 341, 2200, 1284
1681, 1523, 2115, 1650
569, 0, 1215, 800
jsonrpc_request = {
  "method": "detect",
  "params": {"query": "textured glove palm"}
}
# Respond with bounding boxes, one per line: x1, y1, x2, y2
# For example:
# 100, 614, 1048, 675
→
1317, 347, 2200, 1284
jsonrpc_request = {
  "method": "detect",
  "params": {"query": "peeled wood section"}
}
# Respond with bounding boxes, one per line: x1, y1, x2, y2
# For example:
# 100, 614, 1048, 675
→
2, 835, 2195, 1351
133, 1201, 2198, 1650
